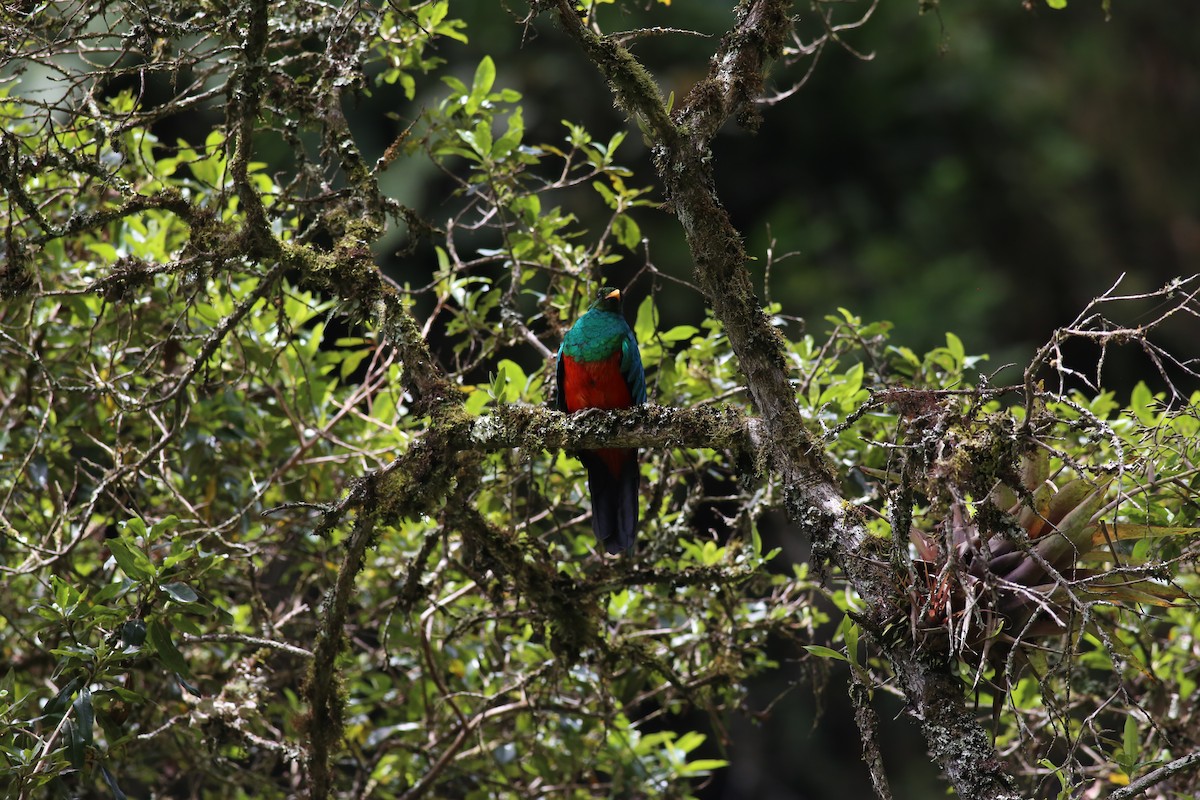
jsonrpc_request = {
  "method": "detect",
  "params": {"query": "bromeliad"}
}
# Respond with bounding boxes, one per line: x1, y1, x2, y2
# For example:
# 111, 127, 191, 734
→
908, 449, 1190, 662
556, 287, 647, 554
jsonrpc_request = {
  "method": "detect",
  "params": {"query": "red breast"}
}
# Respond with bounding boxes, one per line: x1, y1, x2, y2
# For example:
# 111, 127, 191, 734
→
560, 352, 634, 412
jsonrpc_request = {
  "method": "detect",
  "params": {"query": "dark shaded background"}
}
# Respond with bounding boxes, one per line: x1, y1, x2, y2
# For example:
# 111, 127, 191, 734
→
350, 2, 1197, 796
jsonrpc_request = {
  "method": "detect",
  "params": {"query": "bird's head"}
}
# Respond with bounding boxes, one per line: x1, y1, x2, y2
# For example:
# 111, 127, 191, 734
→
590, 286, 623, 314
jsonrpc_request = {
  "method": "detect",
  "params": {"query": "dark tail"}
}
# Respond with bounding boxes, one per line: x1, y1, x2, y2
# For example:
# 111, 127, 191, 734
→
582, 448, 639, 554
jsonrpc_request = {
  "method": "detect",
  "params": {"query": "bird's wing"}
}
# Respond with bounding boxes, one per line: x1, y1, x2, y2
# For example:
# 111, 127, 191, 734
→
555, 342, 569, 412
620, 330, 646, 405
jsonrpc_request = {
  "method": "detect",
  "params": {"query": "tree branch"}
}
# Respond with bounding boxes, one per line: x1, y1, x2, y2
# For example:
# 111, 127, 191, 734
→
461, 404, 756, 453
550, 0, 677, 144
550, 3, 1022, 798
1108, 751, 1200, 800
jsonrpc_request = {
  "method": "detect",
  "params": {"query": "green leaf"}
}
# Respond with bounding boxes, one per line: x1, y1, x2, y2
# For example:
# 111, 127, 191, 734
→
93, 579, 133, 606
840, 616, 860, 665
675, 730, 705, 753
73, 686, 94, 747
660, 325, 698, 344
458, 119, 493, 158
634, 295, 657, 342
1120, 714, 1139, 772
147, 619, 190, 676
107, 534, 157, 582
1045, 0, 1067, 7
44, 677, 81, 718
161, 582, 200, 603
681, 758, 730, 775
489, 359, 526, 404
120, 619, 147, 647
466, 56, 496, 115
1130, 381, 1158, 425
803, 645, 848, 662
592, 180, 616, 208
945, 331, 965, 363
464, 387, 491, 416
149, 515, 180, 537
612, 214, 641, 251
64, 717, 85, 770
842, 361, 864, 400
493, 107, 524, 158
892, 345, 919, 366
339, 347, 370, 380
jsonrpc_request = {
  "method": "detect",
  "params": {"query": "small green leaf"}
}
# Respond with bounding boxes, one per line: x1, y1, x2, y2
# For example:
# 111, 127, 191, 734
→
841, 616, 860, 665
634, 295, 657, 342
161, 582, 200, 603
338, 347, 370, 380
44, 677, 81, 718
147, 619, 190, 676
93, 579, 133, 605
592, 180, 616, 208
149, 515, 180, 536
488, 359, 526, 404
1130, 381, 1158, 425
892, 346, 919, 366
466, 55, 496, 114
612, 214, 641, 251
73, 686, 94, 747
660, 325, 699, 343
841, 361, 864, 399
945, 331, 965, 363
493, 107, 525, 158
107, 536, 156, 582
120, 619, 147, 647
681, 758, 730, 775
675, 730, 705, 753
1045, 0, 1067, 7
464, 387, 491, 416
1120, 714, 1139, 772
803, 645, 848, 662
64, 717, 85, 770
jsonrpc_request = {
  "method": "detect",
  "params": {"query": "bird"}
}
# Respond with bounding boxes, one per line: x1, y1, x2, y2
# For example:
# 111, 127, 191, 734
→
556, 286, 647, 554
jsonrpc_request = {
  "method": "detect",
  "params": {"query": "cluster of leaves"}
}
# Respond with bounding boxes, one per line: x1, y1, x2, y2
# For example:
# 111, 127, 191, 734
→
0, 3, 819, 797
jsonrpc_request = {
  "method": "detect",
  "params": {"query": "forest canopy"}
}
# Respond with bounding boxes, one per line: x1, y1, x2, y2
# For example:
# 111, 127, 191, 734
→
1, 1, 1198, 799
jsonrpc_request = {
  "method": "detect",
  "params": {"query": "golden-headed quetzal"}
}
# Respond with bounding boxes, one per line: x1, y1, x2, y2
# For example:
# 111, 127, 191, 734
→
556, 287, 647, 554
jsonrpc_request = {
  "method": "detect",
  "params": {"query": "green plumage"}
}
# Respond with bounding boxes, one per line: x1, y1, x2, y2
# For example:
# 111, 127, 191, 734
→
555, 287, 646, 553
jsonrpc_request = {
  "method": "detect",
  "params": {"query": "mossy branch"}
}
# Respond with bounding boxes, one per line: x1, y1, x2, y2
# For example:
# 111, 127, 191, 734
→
462, 404, 755, 453
551, 0, 678, 144
548, 2, 1023, 798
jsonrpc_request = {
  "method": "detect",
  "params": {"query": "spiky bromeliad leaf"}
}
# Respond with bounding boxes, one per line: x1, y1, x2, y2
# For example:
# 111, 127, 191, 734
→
911, 467, 1195, 661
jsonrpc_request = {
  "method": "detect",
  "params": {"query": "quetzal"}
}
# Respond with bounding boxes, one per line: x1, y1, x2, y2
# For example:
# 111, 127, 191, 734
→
556, 287, 646, 554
